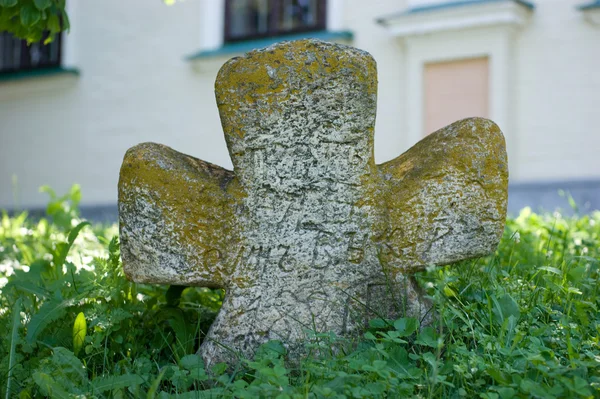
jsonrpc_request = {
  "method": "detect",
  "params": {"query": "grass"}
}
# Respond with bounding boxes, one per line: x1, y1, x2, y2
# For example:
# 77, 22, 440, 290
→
0, 186, 599, 398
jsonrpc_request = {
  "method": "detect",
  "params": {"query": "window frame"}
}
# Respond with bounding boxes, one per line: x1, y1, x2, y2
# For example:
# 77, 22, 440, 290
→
223, 0, 327, 43
0, 31, 64, 75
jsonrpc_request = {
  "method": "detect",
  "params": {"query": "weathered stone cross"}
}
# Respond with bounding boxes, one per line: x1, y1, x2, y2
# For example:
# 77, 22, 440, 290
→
118, 39, 508, 366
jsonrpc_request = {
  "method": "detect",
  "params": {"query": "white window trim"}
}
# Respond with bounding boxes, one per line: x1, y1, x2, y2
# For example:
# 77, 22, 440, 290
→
62, 0, 77, 69
327, 0, 345, 31
380, 1, 532, 37
199, 0, 225, 51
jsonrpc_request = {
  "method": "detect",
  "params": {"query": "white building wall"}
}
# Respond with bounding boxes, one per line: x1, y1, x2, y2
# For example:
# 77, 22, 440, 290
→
0, 0, 230, 209
514, 0, 600, 182
359, 0, 600, 182
0, 0, 599, 210
345, 0, 409, 164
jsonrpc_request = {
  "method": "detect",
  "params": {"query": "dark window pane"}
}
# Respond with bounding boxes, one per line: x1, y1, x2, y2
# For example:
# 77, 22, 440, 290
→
227, 0, 270, 40
0, 32, 62, 74
225, 0, 326, 42
277, 0, 320, 32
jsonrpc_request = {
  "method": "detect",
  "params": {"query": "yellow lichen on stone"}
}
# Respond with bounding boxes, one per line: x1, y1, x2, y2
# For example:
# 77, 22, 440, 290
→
215, 40, 377, 141
118, 142, 243, 287
378, 117, 509, 272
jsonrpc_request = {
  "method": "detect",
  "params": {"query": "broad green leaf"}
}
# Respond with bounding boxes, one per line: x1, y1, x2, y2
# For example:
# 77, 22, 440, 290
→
421, 352, 437, 368
32, 372, 73, 399
26, 298, 74, 344
443, 285, 458, 298
487, 367, 510, 385
68, 184, 81, 207
415, 327, 440, 348
147, 367, 167, 399
496, 387, 517, 399
91, 374, 143, 393
51, 347, 87, 382
6, 298, 22, 399
179, 354, 204, 371
53, 242, 70, 269
33, 0, 52, 10
5, 280, 49, 298
68, 221, 90, 245
520, 378, 549, 398
53, 221, 90, 267
158, 307, 194, 357
365, 381, 386, 395
47, 13, 60, 32
255, 339, 287, 358
568, 376, 593, 396
211, 362, 227, 376
567, 265, 587, 283
273, 363, 287, 377
160, 389, 227, 399
393, 318, 419, 337
72, 312, 86, 356
39, 185, 57, 198
60, 7, 70, 31
492, 294, 520, 324
20, 4, 41, 27
368, 318, 388, 329
0, 0, 18, 7
180, 354, 207, 381
539, 266, 562, 276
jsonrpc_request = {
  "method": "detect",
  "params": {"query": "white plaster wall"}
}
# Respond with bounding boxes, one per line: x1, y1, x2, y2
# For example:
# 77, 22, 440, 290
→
345, 0, 408, 164
514, 0, 600, 182
0, 0, 231, 209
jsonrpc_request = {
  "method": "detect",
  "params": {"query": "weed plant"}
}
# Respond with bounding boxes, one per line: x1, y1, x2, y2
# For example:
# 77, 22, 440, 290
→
0, 186, 599, 398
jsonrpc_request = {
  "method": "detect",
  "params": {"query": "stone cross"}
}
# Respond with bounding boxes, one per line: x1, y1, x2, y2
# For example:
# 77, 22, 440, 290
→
118, 39, 508, 367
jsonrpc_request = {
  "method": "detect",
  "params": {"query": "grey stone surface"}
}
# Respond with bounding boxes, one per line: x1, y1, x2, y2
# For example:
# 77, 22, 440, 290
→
118, 39, 509, 366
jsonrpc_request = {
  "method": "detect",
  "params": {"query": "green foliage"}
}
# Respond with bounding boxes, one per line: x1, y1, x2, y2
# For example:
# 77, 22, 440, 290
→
72, 311, 86, 356
1, 188, 600, 398
0, 0, 68, 44
0, 186, 223, 398
39, 184, 81, 232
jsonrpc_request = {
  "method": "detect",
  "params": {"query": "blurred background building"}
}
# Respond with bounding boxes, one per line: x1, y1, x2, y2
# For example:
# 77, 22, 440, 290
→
1, 0, 599, 219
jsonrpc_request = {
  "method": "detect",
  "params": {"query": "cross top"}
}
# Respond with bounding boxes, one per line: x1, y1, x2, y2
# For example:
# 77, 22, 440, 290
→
216, 40, 377, 189
118, 39, 508, 367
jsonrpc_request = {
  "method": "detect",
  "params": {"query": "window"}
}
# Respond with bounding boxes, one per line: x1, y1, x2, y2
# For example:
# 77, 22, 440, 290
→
0, 32, 62, 75
224, 0, 326, 42
423, 57, 489, 136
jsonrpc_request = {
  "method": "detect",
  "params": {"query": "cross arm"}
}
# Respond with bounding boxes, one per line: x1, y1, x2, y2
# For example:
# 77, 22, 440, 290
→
118, 143, 242, 288
378, 117, 509, 272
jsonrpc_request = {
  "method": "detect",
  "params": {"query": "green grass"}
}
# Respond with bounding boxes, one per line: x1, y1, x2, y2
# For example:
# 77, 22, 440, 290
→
1, 187, 599, 398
